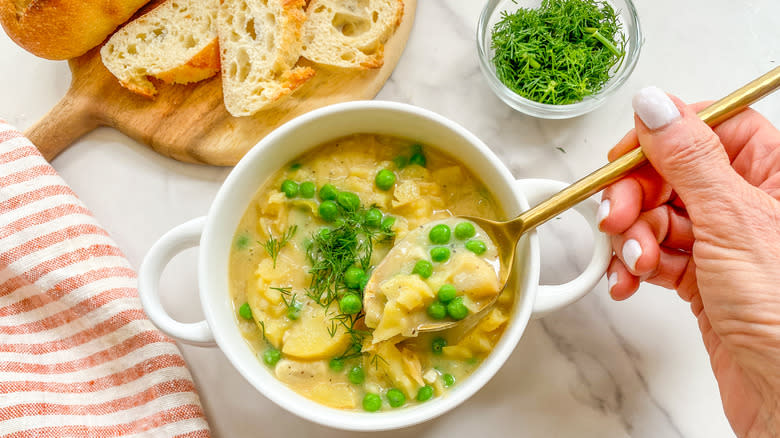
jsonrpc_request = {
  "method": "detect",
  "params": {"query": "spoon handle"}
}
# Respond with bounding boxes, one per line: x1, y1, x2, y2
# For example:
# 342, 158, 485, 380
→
516, 66, 780, 234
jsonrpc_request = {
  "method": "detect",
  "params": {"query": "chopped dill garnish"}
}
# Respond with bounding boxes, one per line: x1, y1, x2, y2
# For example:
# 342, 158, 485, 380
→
329, 313, 370, 359
272, 286, 303, 320
270, 286, 292, 296
257, 320, 268, 343
262, 225, 298, 268
306, 200, 394, 307
491, 0, 626, 105
369, 353, 389, 370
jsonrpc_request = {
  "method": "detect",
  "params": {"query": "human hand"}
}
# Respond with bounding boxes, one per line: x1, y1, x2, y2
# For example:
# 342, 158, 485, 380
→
599, 87, 780, 437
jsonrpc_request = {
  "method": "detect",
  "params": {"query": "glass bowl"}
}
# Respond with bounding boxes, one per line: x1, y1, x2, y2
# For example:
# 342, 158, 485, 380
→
477, 0, 643, 119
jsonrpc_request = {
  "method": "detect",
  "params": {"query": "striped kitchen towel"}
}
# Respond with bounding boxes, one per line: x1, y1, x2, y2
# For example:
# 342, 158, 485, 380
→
0, 121, 210, 437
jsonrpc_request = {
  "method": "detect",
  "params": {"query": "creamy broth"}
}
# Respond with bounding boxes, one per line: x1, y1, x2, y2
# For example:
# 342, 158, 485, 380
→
228, 134, 514, 411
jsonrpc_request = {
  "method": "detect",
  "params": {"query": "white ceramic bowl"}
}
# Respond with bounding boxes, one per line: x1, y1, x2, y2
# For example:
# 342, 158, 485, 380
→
138, 101, 611, 431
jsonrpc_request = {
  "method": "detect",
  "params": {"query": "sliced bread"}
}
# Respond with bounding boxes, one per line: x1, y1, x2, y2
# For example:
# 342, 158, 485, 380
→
101, 0, 220, 98
218, 0, 315, 117
301, 0, 403, 69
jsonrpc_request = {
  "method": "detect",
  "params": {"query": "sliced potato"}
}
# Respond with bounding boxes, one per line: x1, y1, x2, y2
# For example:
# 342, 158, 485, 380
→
282, 305, 351, 359
275, 359, 358, 409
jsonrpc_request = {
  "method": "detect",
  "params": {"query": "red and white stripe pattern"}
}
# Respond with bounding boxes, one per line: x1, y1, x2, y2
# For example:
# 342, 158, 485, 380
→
0, 121, 210, 436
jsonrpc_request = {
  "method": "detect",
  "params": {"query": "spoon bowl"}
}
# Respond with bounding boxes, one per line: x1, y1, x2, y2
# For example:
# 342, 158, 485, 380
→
364, 66, 780, 336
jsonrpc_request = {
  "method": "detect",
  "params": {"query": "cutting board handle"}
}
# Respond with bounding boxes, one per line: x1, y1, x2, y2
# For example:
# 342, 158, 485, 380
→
25, 87, 101, 162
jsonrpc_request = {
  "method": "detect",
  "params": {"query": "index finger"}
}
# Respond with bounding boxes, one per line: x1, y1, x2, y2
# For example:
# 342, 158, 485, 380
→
609, 100, 774, 162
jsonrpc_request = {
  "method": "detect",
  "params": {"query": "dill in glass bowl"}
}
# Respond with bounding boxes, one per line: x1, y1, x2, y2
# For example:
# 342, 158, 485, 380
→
477, 0, 642, 119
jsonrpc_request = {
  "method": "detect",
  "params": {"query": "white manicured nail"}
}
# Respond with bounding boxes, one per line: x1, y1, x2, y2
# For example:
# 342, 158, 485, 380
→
622, 239, 642, 271
632, 86, 681, 130
597, 199, 611, 225
608, 272, 618, 293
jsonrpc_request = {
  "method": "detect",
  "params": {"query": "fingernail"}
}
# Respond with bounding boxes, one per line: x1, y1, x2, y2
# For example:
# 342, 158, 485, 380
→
622, 239, 642, 271
632, 86, 681, 130
597, 199, 611, 225
608, 272, 618, 293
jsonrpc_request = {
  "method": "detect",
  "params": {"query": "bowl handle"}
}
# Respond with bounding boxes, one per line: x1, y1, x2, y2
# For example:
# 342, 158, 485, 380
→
515, 178, 612, 319
138, 216, 216, 346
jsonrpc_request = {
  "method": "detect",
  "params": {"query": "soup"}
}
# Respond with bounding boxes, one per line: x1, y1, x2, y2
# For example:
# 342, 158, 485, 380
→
364, 217, 501, 343
228, 134, 515, 412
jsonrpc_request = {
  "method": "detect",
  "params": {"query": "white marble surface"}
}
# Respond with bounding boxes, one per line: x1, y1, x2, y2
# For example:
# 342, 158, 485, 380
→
1, 1, 778, 436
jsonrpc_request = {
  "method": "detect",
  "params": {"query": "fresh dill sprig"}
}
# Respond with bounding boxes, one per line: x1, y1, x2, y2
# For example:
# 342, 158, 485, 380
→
306, 202, 394, 307
270, 286, 303, 320
262, 225, 298, 268
491, 0, 626, 105
329, 313, 370, 359
270, 286, 292, 297
369, 353, 389, 370
257, 320, 268, 343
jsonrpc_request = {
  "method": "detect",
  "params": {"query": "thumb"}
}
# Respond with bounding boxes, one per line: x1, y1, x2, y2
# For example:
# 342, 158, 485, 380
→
632, 87, 746, 220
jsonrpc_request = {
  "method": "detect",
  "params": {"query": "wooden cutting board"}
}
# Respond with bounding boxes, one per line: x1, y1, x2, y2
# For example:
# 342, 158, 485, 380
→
25, 1, 416, 166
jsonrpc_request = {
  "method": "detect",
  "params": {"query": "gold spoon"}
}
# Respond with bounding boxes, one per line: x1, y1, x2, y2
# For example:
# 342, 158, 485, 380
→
364, 66, 780, 334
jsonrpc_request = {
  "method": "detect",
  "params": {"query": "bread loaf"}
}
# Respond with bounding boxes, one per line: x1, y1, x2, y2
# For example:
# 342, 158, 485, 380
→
0, 0, 151, 60
301, 0, 403, 69
217, 0, 315, 117
101, 0, 220, 98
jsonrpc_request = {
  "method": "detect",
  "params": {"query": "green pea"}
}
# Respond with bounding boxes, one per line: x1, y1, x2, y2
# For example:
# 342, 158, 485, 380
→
344, 266, 366, 289
431, 337, 447, 354
319, 200, 339, 222
465, 239, 487, 255
381, 216, 396, 232
280, 180, 299, 198
339, 294, 362, 314
318, 227, 331, 240
375, 169, 396, 191
454, 222, 476, 240
417, 385, 434, 402
263, 347, 281, 366
337, 191, 361, 212
412, 260, 433, 279
429, 224, 451, 244
443, 373, 455, 387
430, 247, 450, 263
386, 388, 406, 408
359, 273, 369, 290
393, 156, 407, 169
363, 393, 382, 412
287, 301, 301, 320
299, 181, 316, 198
235, 234, 250, 249
348, 365, 365, 384
437, 284, 457, 303
365, 208, 383, 228
409, 152, 426, 167
319, 183, 339, 201
447, 297, 469, 320
427, 301, 447, 320
329, 358, 344, 372
238, 302, 253, 320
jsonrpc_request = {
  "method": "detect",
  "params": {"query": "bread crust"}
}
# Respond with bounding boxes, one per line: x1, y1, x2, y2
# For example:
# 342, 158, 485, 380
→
154, 39, 221, 85
218, 0, 314, 116
0, 0, 151, 60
